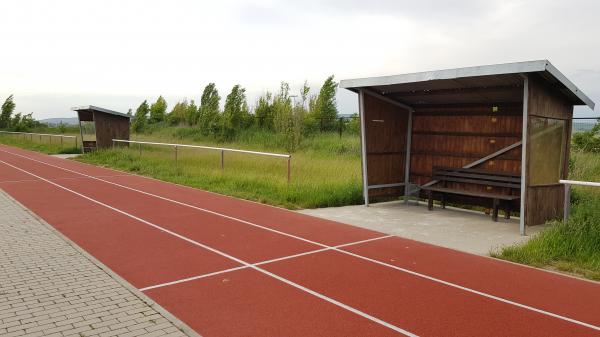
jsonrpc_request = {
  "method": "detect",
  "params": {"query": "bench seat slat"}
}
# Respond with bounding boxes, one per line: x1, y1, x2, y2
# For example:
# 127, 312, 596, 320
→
421, 186, 520, 200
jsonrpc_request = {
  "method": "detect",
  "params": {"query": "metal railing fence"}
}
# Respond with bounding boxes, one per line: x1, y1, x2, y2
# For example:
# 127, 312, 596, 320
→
112, 139, 292, 183
560, 179, 600, 221
0, 130, 78, 148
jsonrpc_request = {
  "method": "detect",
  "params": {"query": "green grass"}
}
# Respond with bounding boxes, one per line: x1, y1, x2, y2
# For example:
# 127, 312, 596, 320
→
75, 127, 363, 209
0, 133, 80, 154
492, 151, 600, 281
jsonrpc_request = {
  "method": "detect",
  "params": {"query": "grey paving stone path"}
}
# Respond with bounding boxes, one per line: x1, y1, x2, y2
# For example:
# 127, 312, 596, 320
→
0, 189, 199, 337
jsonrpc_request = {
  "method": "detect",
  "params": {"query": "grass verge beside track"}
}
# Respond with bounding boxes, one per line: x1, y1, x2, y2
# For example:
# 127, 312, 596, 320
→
75, 131, 363, 209
0, 134, 79, 155
492, 152, 600, 281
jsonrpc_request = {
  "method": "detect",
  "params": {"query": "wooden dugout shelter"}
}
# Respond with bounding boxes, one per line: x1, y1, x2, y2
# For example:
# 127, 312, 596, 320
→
340, 60, 595, 235
72, 105, 131, 153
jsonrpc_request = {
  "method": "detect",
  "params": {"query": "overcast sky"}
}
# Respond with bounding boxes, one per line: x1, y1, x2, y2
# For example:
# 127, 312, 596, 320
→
0, 0, 598, 119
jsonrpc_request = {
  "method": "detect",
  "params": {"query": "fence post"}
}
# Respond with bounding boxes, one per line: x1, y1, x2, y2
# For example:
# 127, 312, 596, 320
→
287, 156, 291, 184
174, 145, 178, 167
563, 183, 571, 222
60, 136, 63, 148
339, 117, 343, 138
221, 150, 224, 170
139, 143, 142, 157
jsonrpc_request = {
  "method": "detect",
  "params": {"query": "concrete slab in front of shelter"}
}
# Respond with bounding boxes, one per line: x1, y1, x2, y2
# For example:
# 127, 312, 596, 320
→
298, 201, 547, 256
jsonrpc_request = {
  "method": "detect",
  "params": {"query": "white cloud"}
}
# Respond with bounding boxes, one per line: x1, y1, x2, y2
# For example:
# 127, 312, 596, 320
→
0, 0, 598, 119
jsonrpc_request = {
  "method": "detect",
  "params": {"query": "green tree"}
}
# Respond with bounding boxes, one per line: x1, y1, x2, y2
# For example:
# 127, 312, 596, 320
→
1, 95, 16, 129
199, 83, 221, 135
272, 82, 292, 134
222, 85, 249, 138
20, 113, 36, 130
186, 100, 198, 126
254, 92, 273, 129
149, 96, 167, 124
10, 113, 22, 131
131, 100, 149, 133
271, 82, 303, 151
300, 81, 310, 110
310, 75, 338, 130
167, 100, 188, 125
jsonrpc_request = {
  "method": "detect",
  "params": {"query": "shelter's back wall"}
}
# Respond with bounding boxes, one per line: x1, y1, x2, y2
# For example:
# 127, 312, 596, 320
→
410, 104, 523, 190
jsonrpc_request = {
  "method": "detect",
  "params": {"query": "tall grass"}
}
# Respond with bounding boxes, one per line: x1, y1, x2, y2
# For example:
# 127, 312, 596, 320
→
76, 129, 363, 209
493, 151, 600, 280
0, 133, 79, 154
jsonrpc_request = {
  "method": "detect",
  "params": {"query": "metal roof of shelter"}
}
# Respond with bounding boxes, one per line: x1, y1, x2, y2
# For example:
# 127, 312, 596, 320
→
340, 60, 595, 110
72, 105, 131, 121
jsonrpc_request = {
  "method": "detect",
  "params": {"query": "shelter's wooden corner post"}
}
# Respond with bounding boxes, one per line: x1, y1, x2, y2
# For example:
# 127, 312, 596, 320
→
359, 89, 369, 206
519, 75, 529, 236
404, 109, 414, 204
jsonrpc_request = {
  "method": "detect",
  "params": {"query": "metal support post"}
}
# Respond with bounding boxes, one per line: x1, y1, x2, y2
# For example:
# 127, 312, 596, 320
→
174, 145, 178, 167
563, 184, 571, 222
519, 75, 529, 236
287, 156, 291, 184
221, 150, 224, 170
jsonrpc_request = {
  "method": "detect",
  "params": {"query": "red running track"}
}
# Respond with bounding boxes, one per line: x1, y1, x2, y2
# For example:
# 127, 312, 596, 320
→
1, 144, 599, 337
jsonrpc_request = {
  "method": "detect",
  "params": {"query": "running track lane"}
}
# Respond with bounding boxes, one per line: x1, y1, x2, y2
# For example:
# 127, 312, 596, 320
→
1, 145, 600, 336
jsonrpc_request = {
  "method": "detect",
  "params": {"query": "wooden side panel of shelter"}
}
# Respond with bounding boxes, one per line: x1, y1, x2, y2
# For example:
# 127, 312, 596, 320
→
525, 76, 573, 226
93, 112, 130, 149
363, 94, 409, 197
410, 103, 523, 198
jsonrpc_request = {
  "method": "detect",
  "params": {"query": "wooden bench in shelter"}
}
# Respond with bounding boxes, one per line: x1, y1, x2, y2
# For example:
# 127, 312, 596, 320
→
421, 167, 521, 221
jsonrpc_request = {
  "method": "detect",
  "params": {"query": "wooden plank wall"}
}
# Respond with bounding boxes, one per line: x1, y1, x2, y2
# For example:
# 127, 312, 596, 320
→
363, 94, 409, 197
410, 103, 523, 198
525, 76, 573, 226
93, 113, 130, 149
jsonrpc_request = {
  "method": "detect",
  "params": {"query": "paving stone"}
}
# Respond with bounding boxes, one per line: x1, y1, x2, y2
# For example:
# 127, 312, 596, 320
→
0, 190, 193, 337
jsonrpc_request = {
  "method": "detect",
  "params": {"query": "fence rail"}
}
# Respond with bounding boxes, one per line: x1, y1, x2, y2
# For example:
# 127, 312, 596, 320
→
0, 130, 77, 148
112, 139, 292, 183
560, 179, 600, 221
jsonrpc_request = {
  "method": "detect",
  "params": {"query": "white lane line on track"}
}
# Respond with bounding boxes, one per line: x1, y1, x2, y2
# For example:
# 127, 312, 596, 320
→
2, 148, 600, 332
0, 174, 131, 184
140, 235, 393, 291
0, 159, 418, 337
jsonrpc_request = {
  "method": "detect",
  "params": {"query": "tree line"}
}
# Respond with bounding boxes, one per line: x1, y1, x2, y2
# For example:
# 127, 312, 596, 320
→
130, 76, 342, 150
0, 95, 40, 131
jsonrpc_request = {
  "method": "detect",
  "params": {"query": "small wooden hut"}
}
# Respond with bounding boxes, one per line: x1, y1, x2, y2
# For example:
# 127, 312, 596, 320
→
72, 106, 131, 153
340, 60, 595, 234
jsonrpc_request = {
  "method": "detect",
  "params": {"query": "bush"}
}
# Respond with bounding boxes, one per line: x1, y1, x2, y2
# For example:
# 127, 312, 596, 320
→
572, 120, 600, 152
